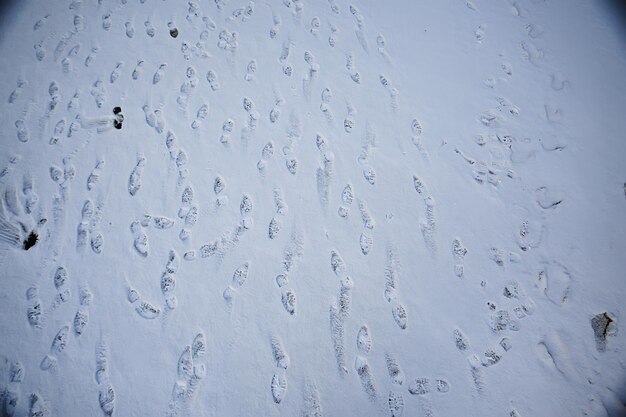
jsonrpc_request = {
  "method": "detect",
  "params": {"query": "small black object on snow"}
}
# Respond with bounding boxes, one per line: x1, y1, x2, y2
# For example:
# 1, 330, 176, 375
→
113, 106, 124, 129
23, 231, 38, 250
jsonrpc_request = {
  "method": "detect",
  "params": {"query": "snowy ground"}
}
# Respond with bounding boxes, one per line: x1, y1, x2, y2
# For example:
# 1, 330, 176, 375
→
1, 0, 625, 416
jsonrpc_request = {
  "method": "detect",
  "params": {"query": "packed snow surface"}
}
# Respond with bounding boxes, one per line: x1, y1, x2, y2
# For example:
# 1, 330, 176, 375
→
0, 0, 625, 416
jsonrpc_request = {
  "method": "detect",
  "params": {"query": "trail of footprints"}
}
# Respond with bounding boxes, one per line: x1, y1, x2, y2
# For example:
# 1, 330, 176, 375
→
270, 336, 289, 404
1, 357, 52, 416
38, 266, 93, 373
95, 341, 115, 416
127, 249, 181, 320
335, 181, 374, 256
407, 376, 450, 417
274, 228, 304, 316
315, 134, 334, 209
222, 261, 250, 310
178, 184, 198, 242
267, 187, 287, 238
450, 272, 539, 396
451, 237, 468, 278
384, 245, 408, 330
412, 175, 437, 254
329, 250, 353, 375
301, 381, 323, 417
0, 358, 24, 417
76, 199, 104, 254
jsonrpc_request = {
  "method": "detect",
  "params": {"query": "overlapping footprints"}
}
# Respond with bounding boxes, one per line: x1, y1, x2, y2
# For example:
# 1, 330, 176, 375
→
29, 392, 50, 417
76, 199, 104, 254
128, 288, 160, 320
451, 237, 468, 278
379, 74, 399, 111
179, 185, 198, 242
161, 250, 181, 318
210, 175, 228, 211
336, 181, 374, 256
8, 79, 27, 105
349, 4, 369, 53
241, 97, 260, 148
355, 324, 378, 402
195, 218, 249, 262
271, 228, 304, 316
376, 32, 393, 65
191, 104, 209, 129
130, 220, 149, 257
384, 245, 408, 330
319, 88, 335, 125
167, 333, 206, 417
354, 356, 377, 402
0, 358, 28, 417
337, 183, 353, 219
267, 187, 287, 238
270, 335, 289, 404
450, 270, 538, 392
40, 325, 70, 372
301, 381, 323, 417
388, 390, 404, 417
385, 353, 405, 386
410, 118, 430, 161
358, 122, 376, 168
407, 376, 451, 417
177, 66, 200, 111
95, 341, 115, 416
302, 51, 320, 100
315, 133, 334, 210
128, 156, 146, 197
222, 261, 250, 310
36, 265, 93, 372
166, 137, 190, 185
329, 250, 354, 375
126, 249, 181, 320
73, 286, 92, 336
412, 175, 437, 254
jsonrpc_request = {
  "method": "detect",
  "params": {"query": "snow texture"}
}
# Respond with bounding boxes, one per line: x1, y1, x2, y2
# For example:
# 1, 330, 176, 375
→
0, 0, 626, 416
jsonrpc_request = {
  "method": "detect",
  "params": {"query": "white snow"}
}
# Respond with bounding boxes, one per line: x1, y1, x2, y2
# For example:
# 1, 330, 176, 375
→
1, 0, 626, 416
